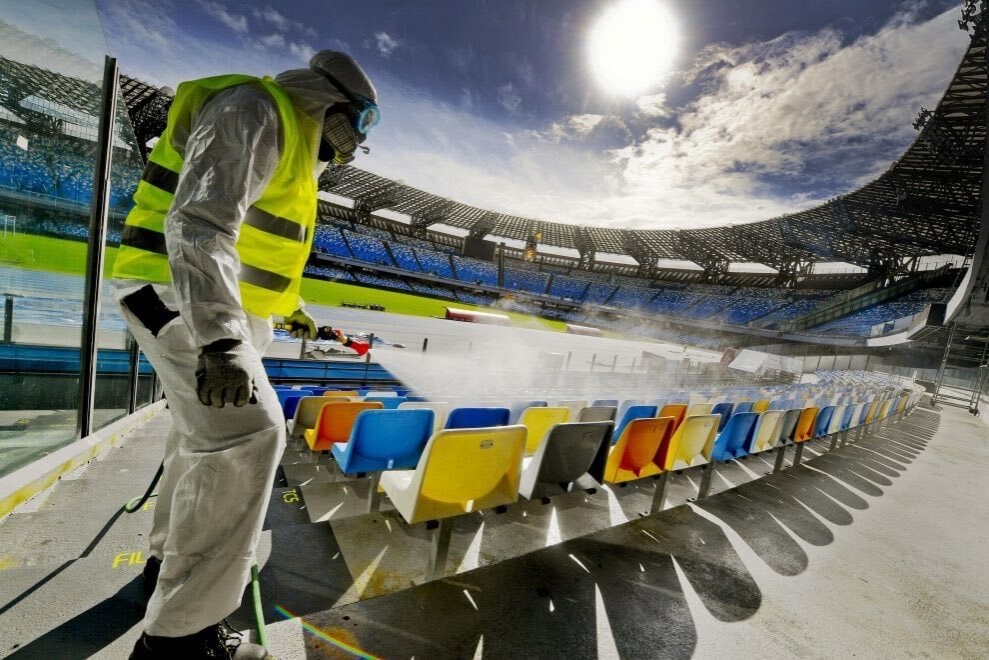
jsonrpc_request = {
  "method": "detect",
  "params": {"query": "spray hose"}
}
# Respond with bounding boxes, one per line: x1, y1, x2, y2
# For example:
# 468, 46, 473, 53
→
273, 322, 370, 356
123, 461, 268, 648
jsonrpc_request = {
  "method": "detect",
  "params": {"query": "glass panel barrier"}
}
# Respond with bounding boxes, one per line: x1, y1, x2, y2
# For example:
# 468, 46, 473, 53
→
0, 0, 147, 477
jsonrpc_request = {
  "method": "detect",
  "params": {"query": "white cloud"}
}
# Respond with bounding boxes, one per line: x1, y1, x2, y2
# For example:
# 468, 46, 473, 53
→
289, 41, 315, 62
496, 82, 522, 113
256, 5, 289, 31
375, 32, 399, 57
260, 33, 285, 48
635, 93, 670, 118
568, 114, 604, 135
199, 0, 248, 34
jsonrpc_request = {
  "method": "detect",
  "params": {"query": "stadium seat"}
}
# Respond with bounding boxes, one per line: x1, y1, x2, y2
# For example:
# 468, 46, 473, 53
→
591, 399, 619, 407
519, 406, 570, 455
733, 401, 755, 414
748, 410, 784, 454
613, 404, 659, 443
282, 395, 305, 422
509, 400, 548, 424
324, 390, 359, 397
518, 421, 613, 499
577, 406, 617, 423
304, 401, 385, 452
398, 401, 450, 433
710, 402, 734, 432
445, 406, 511, 429
710, 412, 760, 462
288, 396, 337, 447
658, 404, 687, 432
604, 417, 675, 484
331, 409, 435, 512
752, 399, 771, 413
555, 399, 588, 421
771, 408, 806, 472
363, 396, 409, 410
379, 425, 527, 579
666, 414, 719, 471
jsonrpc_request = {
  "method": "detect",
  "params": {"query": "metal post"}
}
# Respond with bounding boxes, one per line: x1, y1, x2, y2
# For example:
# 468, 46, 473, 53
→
792, 442, 805, 468
426, 518, 453, 581
696, 463, 715, 500
126, 333, 140, 414
772, 445, 787, 473
422, 337, 429, 353
366, 472, 383, 513
2, 294, 12, 343
931, 322, 957, 407
649, 472, 670, 514
77, 56, 118, 439
611, 354, 618, 372
361, 333, 375, 386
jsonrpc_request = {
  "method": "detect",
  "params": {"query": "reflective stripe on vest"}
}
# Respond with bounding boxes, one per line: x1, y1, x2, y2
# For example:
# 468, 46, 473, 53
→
112, 74, 319, 318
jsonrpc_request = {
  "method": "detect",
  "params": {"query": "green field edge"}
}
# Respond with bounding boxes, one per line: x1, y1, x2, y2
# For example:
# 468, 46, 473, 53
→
0, 233, 568, 331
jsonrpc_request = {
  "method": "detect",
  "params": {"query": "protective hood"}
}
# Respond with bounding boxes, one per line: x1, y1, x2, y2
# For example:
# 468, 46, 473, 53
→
275, 50, 377, 125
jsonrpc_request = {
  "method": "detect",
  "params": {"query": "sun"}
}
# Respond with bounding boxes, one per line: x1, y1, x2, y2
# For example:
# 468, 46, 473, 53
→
588, 0, 679, 97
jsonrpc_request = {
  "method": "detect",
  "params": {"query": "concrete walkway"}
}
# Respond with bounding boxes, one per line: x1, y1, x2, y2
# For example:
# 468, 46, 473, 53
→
0, 400, 985, 659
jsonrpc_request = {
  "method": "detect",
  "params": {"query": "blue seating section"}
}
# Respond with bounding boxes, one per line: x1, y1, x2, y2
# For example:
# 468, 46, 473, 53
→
607, 285, 656, 309
452, 256, 498, 286
503, 267, 549, 295
583, 282, 617, 305
415, 248, 455, 278
342, 229, 393, 266
549, 275, 589, 301
388, 243, 422, 272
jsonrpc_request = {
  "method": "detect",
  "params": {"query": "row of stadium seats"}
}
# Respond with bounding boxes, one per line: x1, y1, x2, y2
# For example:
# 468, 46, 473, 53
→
273, 377, 921, 577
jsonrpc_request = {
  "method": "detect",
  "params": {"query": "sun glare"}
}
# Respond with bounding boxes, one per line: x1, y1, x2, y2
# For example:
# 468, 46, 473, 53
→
589, 0, 678, 97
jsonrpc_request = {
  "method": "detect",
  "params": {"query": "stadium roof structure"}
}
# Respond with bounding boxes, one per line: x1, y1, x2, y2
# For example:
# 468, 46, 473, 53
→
313, 9, 988, 278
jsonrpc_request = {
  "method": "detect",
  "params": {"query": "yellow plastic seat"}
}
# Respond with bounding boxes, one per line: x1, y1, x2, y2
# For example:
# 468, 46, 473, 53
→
879, 400, 893, 420
667, 414, 719, 470
793, 407, 819, 442
303, 401, 385, 451
749, 410, 784, 453
604, 417, 675, 484
519, 406, 570, 455
752, 398, 771, 413
864, 401, 880, 424
379, 425, 527, 525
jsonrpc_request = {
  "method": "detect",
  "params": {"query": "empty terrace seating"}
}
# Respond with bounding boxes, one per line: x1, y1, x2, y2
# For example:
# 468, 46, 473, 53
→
607, 284, 657, 310
583, 281, 618, 304
352, 271, 412, 291
312, 225, 352, 258
451, 255, 498, 286
342, 229, 394, 266
415, 247, 455, 278
304, 264, 356, 282
502, 267, 549, 295
549, 274, 589, 301
388, 242, 422, 272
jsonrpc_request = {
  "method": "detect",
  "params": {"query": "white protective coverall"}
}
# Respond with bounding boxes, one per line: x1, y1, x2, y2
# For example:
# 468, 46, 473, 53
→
112, 54, 376, 638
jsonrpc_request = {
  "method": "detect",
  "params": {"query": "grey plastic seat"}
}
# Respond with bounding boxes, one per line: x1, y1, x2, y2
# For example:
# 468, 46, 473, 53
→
518, 421, 614, 499
577, 405, 617, 423
777, 408, 803, 446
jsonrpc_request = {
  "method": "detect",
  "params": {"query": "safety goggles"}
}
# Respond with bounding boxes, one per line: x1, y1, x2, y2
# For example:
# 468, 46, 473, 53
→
322, 71, 380, 135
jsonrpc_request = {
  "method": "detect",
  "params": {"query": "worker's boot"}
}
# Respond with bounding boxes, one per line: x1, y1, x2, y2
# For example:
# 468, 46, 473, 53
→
130, 621, 270, 659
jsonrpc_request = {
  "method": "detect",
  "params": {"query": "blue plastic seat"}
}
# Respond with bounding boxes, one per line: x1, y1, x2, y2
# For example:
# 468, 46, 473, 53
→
331, 409, 435, 475
445, 406, 511, 429
733, 401, 754, 414
813, 406, 837, 439
612, 404, 658, 443
364, 396, 408, 410
710, 402, 734, 432
840, 404, 857, 431
710, 412, 760, 461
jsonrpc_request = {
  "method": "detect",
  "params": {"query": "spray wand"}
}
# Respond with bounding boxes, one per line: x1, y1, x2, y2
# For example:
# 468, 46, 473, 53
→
273, 322, 370, 356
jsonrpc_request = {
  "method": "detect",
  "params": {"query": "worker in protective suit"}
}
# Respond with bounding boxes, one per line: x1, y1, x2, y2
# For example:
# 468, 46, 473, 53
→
110, 50, 378, 659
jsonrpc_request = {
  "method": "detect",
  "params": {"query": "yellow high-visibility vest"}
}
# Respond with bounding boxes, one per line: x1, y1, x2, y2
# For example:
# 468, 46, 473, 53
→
112, 74, 319, 318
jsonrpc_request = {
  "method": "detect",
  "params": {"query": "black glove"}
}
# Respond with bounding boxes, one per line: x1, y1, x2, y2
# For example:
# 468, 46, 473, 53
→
195, 339, 258, 408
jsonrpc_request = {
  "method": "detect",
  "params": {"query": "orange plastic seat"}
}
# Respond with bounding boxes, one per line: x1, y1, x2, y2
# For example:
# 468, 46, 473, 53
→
304, 401, 385, 451
658, 404, 687, 433
604, 417, 675, 484
793, 407, 819, 443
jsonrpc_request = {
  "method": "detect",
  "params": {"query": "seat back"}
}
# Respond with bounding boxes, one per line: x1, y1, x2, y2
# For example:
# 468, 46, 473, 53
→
711, 412, 760, 461
289, 396, 329, 439
577, 405, 617, 423
827, 405, 847, 434
615, 399, 645, 423
405, 425, 527, 523
778, 408, 803, 444
657, 404, 687, 431
519, 421, 613, 499
733, 401, 754, 414
613, 404, 658, 443
555, 399, 588, 421
520, 406, 571, 455
364, 396, 408, 410
666, 414, 718, 469
864, 401, 880, 424
879, 400, 893, 419
710, 402, 734, 432
604, 417, 675, 483
445, 406, 511, 429
325, 390, 359, 397
840, 404, 857, 431
813, 406, 837, 439
282, 395, 305, 421
398, 401, 450, 433
307, 401, 385, 451
334, 409, 435, 475
509, 400, 548, 424
794, 407, 819, 442
752, 398, 771, 413
591, 399, 619, 407
750, 410, 784, 453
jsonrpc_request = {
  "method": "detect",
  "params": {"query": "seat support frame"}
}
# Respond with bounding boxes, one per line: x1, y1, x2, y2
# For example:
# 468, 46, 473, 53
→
650, 472, 670, 514
427, 518, 453, 581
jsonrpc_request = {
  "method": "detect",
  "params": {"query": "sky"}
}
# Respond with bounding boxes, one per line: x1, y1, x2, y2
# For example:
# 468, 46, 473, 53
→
0, 0, 972, 232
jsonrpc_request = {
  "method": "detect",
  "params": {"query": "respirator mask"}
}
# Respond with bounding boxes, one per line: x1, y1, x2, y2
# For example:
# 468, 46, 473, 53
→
319, 72, 381, 165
